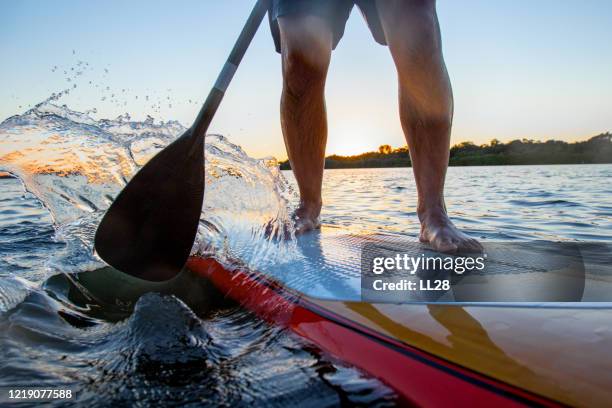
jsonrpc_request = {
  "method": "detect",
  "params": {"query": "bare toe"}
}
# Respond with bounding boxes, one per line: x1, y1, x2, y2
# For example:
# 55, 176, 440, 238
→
467, 238, 484, 253
420, 212, 482, 254
439, 241, 458, 254
294, 215, 320, 235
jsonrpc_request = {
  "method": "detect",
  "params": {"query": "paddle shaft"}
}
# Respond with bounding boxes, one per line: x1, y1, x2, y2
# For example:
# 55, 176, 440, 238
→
192, 0, 270, 139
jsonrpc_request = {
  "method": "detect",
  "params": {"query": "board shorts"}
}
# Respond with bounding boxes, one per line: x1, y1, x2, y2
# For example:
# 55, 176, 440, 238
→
268, 0, 387, 53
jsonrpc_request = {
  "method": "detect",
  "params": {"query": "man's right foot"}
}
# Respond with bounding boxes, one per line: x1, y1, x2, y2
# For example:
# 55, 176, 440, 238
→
293, 202, 321, 234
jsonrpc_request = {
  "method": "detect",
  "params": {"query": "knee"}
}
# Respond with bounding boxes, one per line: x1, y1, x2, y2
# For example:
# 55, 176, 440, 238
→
279, 17, 332, 96
282, 43, 330, 95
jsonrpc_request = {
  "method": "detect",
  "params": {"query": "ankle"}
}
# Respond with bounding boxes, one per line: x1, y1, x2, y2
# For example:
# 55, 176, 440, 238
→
417, 202, 447, 223
297, 199, 322, 219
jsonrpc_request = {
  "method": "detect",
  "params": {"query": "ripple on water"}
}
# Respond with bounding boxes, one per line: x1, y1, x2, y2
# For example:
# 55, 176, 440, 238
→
508, 199, 582, 207
1, 101, 610, 404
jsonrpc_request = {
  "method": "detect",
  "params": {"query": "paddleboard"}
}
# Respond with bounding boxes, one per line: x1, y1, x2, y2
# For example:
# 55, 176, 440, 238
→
185, 226, 612, 407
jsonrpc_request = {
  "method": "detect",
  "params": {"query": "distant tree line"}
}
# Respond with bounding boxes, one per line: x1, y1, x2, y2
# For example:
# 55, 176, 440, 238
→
278, 133, 612, 170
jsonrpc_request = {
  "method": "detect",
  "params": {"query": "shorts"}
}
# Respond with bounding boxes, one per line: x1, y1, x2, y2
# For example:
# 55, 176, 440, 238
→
269, 0, 387, 53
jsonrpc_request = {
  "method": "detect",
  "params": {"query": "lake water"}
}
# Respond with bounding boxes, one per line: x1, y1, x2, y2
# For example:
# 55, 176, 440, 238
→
1, 165, 611, 405
0, 175, 396, 407
1, 102, 611, 405
310, 165, 612, 242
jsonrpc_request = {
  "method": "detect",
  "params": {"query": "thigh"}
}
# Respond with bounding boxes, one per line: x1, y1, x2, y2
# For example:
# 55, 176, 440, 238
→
270, 0, 352, 53
375, 0, 438, 43
277, 14, 334, 66
277, 13, 334, 53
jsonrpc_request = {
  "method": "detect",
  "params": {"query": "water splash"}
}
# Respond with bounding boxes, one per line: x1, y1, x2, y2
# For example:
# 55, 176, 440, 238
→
0, 275, 34, 313
0, 101, 298, 276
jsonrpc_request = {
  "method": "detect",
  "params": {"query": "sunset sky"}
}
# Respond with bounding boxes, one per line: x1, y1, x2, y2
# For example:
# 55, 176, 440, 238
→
1, 0, 611, 159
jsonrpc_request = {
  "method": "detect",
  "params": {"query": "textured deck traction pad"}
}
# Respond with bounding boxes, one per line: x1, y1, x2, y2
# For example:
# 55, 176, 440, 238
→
246, 227, 611, 303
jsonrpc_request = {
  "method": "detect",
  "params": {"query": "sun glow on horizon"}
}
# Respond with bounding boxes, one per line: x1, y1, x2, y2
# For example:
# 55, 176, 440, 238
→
326, 121, 400, 157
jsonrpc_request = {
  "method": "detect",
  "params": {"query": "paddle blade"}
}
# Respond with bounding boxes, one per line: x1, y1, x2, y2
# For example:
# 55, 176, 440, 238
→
94, 130, 204, 281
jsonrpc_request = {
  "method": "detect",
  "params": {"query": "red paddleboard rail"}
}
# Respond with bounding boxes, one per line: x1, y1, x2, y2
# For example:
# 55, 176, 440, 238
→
187, 257, 561, 407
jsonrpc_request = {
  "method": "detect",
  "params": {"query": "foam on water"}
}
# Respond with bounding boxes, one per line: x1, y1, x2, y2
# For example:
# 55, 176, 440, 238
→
0, 100, 299, 278
0, 101, 396, 405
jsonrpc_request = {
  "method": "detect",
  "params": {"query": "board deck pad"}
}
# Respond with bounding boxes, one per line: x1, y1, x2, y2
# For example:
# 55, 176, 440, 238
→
224, 226, 612, 304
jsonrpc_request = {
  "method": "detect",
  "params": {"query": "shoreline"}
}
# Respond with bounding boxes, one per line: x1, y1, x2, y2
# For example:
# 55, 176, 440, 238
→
279, 133, 611, 170
279, 162, 612, 170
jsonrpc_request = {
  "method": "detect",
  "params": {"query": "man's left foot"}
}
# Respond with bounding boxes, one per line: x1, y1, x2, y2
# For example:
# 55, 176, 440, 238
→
263, 203, 320, 239
419, 209, 483, 254
293, 203, 321, 234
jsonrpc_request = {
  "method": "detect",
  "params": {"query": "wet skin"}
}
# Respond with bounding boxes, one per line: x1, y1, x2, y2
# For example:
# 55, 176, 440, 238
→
278, 0, 482, 253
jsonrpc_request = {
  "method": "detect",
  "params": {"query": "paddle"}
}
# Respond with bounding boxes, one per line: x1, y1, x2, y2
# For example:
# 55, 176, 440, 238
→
94, 0, 270, 281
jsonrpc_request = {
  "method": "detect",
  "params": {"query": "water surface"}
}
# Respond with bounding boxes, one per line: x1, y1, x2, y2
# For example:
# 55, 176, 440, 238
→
1, 102, 610, 405
0, 104, 395, 406
0, 176, 395, 406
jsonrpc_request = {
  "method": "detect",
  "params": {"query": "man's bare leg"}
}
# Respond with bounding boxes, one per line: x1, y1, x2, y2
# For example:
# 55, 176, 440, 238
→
277, 15, 333, 233
377, 0, 482, 253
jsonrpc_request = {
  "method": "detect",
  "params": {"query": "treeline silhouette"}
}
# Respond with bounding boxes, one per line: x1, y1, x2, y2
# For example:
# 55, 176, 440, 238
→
279, 133, 611, 169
